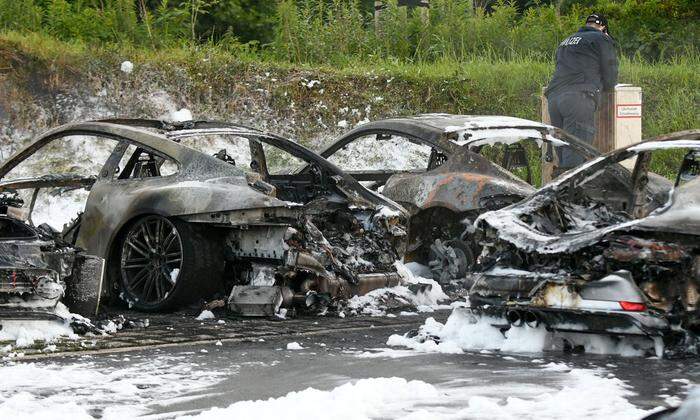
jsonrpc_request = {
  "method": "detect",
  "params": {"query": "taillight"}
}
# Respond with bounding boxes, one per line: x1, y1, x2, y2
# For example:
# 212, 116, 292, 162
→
619, 301, 646, 312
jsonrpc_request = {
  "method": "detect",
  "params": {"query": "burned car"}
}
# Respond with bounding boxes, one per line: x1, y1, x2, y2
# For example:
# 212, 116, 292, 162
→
317, 114, 598, 280
0, 120, 407, 315
465, 130, 700, 352
0, 190, 102, 320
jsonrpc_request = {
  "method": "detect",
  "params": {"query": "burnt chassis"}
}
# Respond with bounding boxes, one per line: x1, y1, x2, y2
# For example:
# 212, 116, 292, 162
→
0, 212, 72, 320
0, 120, 407, 314
315, 114, 600, 280
468, 130, 700, 345
0, 190, 104, 320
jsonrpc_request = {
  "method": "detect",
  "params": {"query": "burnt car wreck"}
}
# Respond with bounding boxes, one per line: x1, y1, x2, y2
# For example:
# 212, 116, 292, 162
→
0, 120, 407, 317
317, 115, 599, 282
462, 130, 700, 354
0, 190, 103, 322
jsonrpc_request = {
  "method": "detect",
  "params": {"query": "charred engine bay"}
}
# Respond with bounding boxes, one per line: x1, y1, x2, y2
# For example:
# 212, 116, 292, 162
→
225, 205, 405, 317
465, 144, 700, 356
480, 191, 698, 310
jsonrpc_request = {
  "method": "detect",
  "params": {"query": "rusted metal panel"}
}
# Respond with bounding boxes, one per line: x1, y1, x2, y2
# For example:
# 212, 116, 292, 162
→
604, 236, 689, 263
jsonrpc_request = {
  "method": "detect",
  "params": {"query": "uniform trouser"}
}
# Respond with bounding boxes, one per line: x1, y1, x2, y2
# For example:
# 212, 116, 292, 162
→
547, 91, 597, 169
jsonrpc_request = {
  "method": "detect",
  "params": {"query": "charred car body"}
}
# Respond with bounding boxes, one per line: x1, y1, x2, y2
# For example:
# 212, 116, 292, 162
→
0, 120, 407, 316
0, 190, 102, 320
316, 114, 599, 281
465, 130, 700, 353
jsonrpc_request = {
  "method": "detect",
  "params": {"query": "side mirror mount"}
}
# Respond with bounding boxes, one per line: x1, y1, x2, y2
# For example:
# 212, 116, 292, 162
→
503, 144, 532, 184
676, 150, 700, 187
503, 144, 529, 169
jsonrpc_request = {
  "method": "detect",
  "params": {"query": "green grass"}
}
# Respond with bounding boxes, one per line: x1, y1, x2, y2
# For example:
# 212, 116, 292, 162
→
1, 31, 698, 179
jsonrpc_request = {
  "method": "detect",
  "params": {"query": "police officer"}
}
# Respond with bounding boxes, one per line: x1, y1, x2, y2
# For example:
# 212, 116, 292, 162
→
546, 13, 619, 171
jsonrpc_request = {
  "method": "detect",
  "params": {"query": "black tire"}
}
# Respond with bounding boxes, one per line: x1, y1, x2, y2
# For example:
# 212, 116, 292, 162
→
117, 215, 224, 312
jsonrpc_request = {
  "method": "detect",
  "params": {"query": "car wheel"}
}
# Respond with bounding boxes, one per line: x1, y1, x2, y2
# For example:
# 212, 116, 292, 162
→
118, 215, 223, 311
429, 239, 475, 283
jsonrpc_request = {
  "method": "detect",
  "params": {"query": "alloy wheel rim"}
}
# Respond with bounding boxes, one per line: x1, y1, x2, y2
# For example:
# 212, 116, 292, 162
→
121, 216, 183, 305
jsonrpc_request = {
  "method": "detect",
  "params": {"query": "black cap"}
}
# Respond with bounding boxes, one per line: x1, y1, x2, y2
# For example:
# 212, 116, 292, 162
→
586, 13, 608, 28
586, 13, 610, 34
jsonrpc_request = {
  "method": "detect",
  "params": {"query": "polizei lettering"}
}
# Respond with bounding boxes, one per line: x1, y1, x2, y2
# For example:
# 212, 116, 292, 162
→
560, 36, 582, 46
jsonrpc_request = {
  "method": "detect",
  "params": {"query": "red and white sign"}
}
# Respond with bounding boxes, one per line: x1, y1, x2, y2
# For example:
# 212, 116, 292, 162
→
616, 104, 642, 118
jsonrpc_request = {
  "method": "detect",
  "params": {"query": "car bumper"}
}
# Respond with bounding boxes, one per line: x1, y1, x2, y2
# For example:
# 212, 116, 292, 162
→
470, 304, 670, 338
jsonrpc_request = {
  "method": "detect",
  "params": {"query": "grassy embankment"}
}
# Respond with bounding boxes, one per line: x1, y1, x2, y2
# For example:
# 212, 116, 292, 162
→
1, 31, 698, 179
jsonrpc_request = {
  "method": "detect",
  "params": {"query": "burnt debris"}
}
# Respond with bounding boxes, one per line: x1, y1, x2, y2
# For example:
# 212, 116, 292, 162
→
461, 130, 700, 355
0, 191, 104, 322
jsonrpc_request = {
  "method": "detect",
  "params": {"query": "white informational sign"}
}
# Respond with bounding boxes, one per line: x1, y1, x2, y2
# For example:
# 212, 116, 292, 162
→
616, 104, 642, 118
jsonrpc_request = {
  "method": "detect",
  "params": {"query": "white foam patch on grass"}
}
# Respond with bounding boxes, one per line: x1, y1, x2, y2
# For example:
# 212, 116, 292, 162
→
0, 355, 236, 419
181, 370, 649, 420
120, 61, 133, 74
170, 108, 193, 122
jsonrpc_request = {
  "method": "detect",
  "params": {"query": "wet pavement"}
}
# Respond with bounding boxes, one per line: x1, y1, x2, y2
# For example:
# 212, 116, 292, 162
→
1, 309, 430, 358
3, 310, 698, 418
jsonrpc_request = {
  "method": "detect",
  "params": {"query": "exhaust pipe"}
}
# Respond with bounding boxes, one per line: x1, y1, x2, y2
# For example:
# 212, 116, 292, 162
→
506, 310, 524, 327
523, 311, 540, 328
292, 291, 317, 308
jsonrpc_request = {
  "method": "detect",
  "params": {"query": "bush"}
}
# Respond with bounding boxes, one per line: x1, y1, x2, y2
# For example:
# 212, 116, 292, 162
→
593, 0, 700, 60
271, 0, 698, 65
0, 0, 42, 32
0, 0, 696, 62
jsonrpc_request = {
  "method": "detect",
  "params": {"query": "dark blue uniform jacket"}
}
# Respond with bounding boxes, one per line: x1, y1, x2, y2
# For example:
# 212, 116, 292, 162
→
545, 26, 619, 100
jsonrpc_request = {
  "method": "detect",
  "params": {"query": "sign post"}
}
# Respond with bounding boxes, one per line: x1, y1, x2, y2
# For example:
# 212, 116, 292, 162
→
541, 85, 643, 181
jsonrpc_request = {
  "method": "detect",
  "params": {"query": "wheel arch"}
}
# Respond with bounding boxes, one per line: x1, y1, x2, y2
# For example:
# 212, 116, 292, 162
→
405, 205, 477, 262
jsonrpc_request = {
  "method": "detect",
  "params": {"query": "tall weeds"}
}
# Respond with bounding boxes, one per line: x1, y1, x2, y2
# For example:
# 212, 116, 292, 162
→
272, 0, 697, 65
271, 1, 582, 65
0, 0, 696, 62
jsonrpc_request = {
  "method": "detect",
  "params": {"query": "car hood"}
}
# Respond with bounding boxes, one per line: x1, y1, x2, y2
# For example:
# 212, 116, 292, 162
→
477, 175, 696, 254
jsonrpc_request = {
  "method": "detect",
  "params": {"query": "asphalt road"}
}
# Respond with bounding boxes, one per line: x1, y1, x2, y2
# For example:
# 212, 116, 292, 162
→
16, 310, 698, 418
